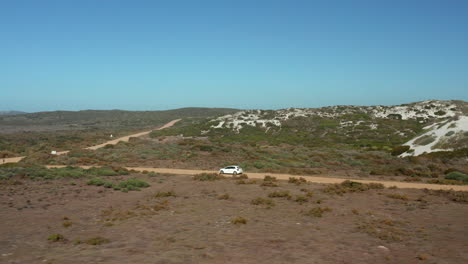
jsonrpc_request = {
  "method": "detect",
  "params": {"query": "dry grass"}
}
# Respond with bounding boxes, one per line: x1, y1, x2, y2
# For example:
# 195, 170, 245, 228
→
268, 190, 292, 199
386, 193, 409, 201
323, 180, 384, 195
251, 197, 275, 207
153, 191, 177, 198
356, 219, 407, 241
303, 207, 332, 217
231, 217, 247, 225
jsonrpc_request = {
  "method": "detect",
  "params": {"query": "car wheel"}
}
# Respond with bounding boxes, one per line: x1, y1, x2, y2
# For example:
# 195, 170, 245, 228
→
220, 170, 224, 174
233, 171, 237, 175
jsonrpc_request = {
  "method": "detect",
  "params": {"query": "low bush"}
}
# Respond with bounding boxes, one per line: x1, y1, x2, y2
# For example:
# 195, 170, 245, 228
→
87, 177, 149, 192
288, 177, 307, 185
356, 219, 406, 241
48, 234, 65, 242
251, 197, 275, 207
260, 181, 279, 187
323, 180, 384, 195
386, 193, 409, 201
268, 190, 291, 199
426, 179, 465, 185
423, 189, 468, 203
87, 177, 109, 186
304, 207, 332, 217
445, 171, 468, 183
117, 178, 150, 191
232, 174, 248, 180
193, 173, 225, 181
218, 194, 230, 200
294, 195, 309, 204
0, 166, 129, 180
231, 217, 247, 225
154, 191, 177, 198
414, 135, 436, 146
263, 175, 277, 182
84, 236, 110, 245
62, 221, 73, 228
391, 145, 410, 156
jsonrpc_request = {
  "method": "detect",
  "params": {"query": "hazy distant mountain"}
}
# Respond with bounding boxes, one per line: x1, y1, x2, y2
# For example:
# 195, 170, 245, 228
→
0, 111, 27, 116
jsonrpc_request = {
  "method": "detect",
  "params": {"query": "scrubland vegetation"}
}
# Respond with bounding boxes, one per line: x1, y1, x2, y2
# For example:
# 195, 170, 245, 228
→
0, 108, 237, 156
1, 102, 467, 262
35, 135, 468, 185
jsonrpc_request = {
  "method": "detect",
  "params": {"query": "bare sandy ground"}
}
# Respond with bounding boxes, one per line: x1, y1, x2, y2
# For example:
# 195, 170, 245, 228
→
1, 173, 467, 264
46, 165, 468, 191
0, 119, 180, 163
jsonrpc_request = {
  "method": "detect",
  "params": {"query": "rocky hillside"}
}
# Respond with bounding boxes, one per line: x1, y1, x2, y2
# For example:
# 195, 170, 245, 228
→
155, 100, 468, 157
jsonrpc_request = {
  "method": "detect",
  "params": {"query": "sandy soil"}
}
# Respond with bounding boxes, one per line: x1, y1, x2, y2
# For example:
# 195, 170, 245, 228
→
46, 165, 468, 191
1, 173, 466, 264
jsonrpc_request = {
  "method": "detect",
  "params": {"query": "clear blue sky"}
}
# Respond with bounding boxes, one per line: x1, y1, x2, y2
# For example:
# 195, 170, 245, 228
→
1, 0, 467, 112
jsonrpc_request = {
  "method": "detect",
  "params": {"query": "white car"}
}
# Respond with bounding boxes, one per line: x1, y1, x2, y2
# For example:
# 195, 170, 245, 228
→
219, 165, 243, 175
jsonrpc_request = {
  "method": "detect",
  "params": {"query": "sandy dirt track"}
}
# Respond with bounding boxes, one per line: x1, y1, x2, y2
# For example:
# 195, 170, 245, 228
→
0, 156, 26, 165
46, 165, 468, 191
0, 119, 181, 164
85, 119, 181, 150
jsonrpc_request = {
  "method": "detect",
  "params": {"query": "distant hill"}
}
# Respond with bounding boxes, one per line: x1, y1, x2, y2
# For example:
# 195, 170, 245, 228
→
0, 111, 27, 116
0, 107, 238, 133
151, 100, 468, 157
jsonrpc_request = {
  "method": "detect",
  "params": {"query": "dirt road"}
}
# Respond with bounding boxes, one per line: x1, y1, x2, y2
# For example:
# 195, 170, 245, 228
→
0, 119, 181, 163
46, 165, 468, 191
0, 156, 26, 165
85, 119, 181, 150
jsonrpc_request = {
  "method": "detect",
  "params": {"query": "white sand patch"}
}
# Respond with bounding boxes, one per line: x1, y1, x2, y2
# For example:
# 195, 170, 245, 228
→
209, 100, 462, 132
400, 116, 468, 157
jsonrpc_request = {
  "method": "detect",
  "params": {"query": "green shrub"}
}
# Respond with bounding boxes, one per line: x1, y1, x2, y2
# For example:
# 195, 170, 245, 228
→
87, 177, 109, 186
414, 135, 436, 146
445, 171, 468, 183
118, 178, 150, 191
